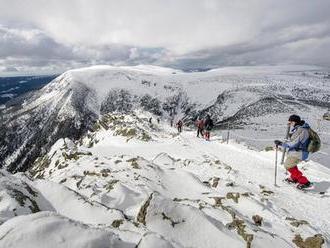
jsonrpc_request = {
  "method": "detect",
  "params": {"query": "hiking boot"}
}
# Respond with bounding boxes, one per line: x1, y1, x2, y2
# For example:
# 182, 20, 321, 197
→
297, 182, 312, 190
284, 178, 297, 184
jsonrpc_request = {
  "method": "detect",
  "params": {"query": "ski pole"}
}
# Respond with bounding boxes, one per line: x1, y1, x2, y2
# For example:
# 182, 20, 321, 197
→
226, 122, 230, 144
280, 124, 290, 164
274, 145, 278, 186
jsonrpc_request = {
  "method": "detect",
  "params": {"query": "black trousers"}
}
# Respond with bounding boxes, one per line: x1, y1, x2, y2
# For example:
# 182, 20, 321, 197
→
197, 128, 204, 137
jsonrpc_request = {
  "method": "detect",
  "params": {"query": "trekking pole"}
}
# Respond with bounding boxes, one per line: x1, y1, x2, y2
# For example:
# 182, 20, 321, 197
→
317, 118, 321, 132
280, 124, 290, 164
226, 122, 230, 144
274, 145, 278, 186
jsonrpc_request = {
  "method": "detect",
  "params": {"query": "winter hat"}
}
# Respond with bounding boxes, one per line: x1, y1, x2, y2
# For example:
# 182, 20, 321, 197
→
288, 114, 301, 123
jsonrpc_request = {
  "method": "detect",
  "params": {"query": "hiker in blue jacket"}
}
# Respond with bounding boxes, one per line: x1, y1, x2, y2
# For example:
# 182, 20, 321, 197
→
274, 115, 311, 189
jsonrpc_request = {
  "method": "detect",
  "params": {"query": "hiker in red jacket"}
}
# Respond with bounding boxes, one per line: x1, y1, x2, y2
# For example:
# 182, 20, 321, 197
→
176, 120, 183, 133
196, 117, 204, 137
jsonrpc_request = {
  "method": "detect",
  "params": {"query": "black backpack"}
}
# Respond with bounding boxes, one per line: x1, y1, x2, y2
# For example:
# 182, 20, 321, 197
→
205, 119, 213, 130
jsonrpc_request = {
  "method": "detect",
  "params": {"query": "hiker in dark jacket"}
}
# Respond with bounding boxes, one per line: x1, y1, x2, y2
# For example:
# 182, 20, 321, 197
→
204, 115, 213, 141
196, 117, 204, 137
274, 115, 311, 189
176, 119, 183, 133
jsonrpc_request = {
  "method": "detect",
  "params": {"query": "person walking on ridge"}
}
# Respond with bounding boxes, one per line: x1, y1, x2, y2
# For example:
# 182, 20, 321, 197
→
176, 119, 183, 133
196, 117, 204, 138
274, 115, 312, 190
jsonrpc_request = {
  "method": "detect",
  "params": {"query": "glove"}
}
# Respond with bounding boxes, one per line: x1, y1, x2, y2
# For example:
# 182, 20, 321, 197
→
274, 140, 283, 146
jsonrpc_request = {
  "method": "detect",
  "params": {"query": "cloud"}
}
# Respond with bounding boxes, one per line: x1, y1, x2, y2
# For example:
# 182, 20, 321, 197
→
171, 22, 330, 68
0, 66, 18, 72
0, 0, 329, 73
0, 26, 73, 59
0, 25, 169, 74
0, 0, 262, 53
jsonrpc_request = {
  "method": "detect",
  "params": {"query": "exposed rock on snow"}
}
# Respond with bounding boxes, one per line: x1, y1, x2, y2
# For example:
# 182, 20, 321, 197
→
293, 234, 325, 248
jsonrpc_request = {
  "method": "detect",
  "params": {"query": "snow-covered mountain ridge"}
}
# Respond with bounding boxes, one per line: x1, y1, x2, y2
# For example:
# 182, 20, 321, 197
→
1, 64, 329, 172
0, 111, 329, 247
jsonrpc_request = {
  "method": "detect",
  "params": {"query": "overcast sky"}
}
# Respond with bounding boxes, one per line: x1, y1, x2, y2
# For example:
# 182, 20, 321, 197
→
0, 0, 330, 74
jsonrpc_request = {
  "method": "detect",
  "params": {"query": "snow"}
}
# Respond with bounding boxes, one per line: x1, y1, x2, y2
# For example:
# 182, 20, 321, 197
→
137, 233, 183, 248
1, 64, 330, 247
0, 93, 15, 98
1, 111, 328, 247
144, 193, 244, 248
5, 63, 330, 169
0, 86, 20, 94
0, 212, 134, 248
44, 64, 328, 107
32, 180, 125, 225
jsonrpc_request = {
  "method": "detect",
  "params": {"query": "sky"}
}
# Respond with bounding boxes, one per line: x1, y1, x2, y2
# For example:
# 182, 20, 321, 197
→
0, 0, 330, 75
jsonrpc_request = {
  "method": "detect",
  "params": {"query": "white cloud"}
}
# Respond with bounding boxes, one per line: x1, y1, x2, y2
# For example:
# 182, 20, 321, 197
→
0, 0, 330, 73
0, 0, 279, 53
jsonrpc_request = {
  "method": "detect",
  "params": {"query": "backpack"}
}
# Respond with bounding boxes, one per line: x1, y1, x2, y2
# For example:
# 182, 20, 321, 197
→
205, 119, 213, 131
307, 128, 321, 153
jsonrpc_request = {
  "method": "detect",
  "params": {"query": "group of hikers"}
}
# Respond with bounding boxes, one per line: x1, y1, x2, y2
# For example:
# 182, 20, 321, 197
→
195, 114, 214, 141
173, 113, 320, 190
176, 114, 214, 141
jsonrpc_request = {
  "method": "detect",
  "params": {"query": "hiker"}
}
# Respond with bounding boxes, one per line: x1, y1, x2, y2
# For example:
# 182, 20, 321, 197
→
274, 115, 311, 189
157, 118, 160, 124
176, 119, 183, 133
204, 115, 214, 141
196, 117, 204, 137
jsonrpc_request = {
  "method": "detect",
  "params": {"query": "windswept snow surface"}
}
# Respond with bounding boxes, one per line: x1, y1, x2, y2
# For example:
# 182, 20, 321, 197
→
0, 212, 134, 248
1, 112, 329, 247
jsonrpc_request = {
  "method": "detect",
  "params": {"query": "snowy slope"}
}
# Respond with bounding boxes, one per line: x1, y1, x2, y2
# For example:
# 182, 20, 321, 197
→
1, 65, 330, 172
0, 212, 134, 248
1, 111, 329, 247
